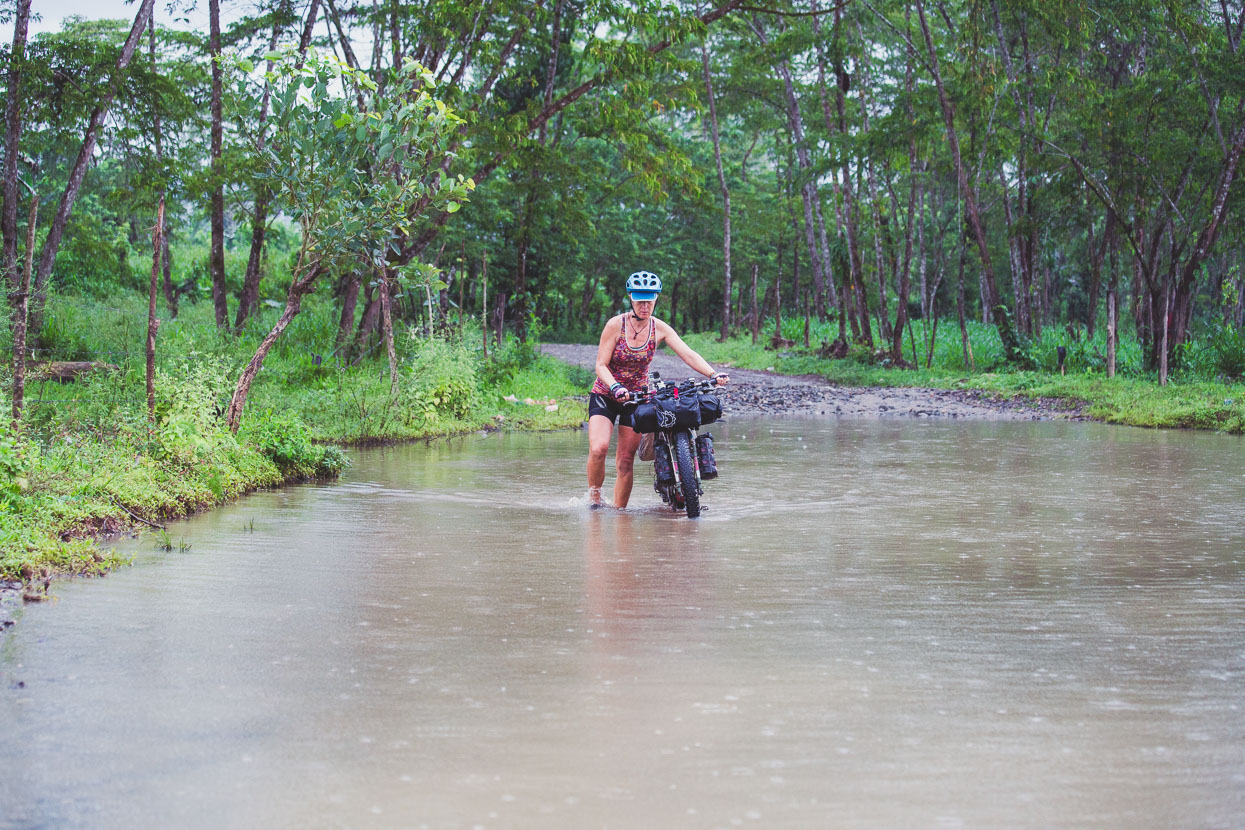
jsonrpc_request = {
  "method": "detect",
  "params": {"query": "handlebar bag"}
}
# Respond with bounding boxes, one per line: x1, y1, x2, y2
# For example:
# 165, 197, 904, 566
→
698, 393, 722, 426
631, 394, 702, 433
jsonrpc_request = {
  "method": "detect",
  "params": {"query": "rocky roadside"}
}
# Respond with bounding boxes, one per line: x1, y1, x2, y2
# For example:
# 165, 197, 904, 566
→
540, 343, 1086, 421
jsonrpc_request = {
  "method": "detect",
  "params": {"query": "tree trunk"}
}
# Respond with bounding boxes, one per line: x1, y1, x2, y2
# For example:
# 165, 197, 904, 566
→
352, 286, 383, 363
1084, 200, 1108, 338
481, 254, 489, 358
335, 274, 360, 357
827, 14, 874, 348
147, 198, 164, 422
235, 14, 288, 332
956, 221, 973, 371
31, 0, 155, 327
512, 0, 564, 344
161, 233, 177, 319
226, 262, 325, 432
775, 243, 784, 340
494, 292, 505, 347
750, 263, 760, 345
208, 0, 228, 329
700, 39, 732, 342
891, 149, 919, 363
2, 0, 31, 295
1106, 287, 1117, 378
915, 0, 1020, 363
379, 267, 398, 391
10, 190, 36, 426
1159, 280, 1171, 386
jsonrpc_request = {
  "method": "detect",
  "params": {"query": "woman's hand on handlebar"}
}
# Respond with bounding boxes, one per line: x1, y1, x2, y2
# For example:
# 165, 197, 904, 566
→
710, 372, 729, 387
610, 382, 630, 402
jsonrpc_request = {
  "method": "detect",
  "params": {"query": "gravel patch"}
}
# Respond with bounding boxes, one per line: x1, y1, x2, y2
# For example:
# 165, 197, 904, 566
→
542, 343, 1085, 421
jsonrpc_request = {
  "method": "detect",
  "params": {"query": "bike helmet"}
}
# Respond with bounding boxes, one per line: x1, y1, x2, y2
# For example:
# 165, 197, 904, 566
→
626, 270, 662, 301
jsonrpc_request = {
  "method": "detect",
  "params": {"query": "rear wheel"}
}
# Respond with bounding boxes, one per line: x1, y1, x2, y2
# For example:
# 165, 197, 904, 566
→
673, 430, 700, 518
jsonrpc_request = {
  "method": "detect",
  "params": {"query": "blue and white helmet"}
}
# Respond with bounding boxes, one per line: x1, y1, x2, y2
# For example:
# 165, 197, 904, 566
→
626, 270, 662, 301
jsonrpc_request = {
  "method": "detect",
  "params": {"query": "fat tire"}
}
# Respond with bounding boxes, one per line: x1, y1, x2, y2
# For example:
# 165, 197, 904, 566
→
673, 430, 700, 518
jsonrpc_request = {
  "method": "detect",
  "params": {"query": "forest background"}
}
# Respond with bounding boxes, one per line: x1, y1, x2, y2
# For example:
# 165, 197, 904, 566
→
2, 0, 1244, 583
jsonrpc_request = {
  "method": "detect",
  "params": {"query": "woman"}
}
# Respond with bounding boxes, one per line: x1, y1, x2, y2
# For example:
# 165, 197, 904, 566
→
587, 270, 729, 508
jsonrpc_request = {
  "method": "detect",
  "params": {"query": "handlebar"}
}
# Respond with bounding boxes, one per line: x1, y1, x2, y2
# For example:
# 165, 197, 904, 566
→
625, 375, 723, 406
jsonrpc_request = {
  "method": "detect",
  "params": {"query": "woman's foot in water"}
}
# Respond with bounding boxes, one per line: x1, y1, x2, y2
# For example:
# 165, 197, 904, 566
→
588, 487, 605, 510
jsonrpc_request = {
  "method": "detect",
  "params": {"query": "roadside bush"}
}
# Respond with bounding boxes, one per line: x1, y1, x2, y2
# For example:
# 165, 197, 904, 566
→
405, 338, 481, 423
241, 408, 329, 477
1188, 322, 1245, 381
0, 423, 36, 506
479, 336, 540, 388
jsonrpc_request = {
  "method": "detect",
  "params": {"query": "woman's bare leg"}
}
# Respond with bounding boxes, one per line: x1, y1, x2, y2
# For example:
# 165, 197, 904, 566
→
613, 426, 643, 508
587, 414, 615, 505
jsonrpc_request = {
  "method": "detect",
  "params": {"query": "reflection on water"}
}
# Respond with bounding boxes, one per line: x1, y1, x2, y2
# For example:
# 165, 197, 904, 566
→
2, 419, 1243, 829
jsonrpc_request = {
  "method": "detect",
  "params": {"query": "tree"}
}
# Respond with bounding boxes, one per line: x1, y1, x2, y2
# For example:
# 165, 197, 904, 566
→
29, 0, 156, 325
222, 52, 474, 431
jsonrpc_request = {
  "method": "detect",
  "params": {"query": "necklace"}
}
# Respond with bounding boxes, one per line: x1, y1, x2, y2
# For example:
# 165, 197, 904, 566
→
624, 312, 651, 349
627, 312, 646, 338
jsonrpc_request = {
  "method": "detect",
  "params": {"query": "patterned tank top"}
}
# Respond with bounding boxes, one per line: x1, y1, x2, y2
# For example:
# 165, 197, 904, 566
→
591, 314, 657, 395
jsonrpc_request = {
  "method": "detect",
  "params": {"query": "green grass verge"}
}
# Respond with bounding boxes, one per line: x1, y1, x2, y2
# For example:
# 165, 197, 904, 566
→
681, 331, 1245, 434
2, 293, 590, 587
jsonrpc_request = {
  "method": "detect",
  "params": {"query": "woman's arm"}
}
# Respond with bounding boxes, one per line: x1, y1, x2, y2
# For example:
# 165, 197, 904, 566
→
655, 320, 728, 383
595, 315, 624, 388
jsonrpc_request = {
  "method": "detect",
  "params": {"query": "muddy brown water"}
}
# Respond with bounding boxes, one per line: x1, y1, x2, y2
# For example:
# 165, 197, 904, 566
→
2, 418, 1243, 829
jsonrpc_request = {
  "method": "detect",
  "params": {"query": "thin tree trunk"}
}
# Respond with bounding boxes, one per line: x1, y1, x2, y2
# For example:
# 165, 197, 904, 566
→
1107, 287, 1117, 378
512, 0, 565, 344
147, 197, 164, 422
208, 0, 228, 328
379, 267, 398, 391
352, 287, 383, 362
915, 0, 1019, 362
956, 222, 973, 370
701, 39, 732, 342
803, 291, 811, 348
1160, 280, 1170, 386
227, 259, 325, 432
775, 250, 784, 339
494, 292, 505, 347
31, 0, 155, 326
1085, 200, 1107, 338
2, 0, 31, 294
335, 274, 360, 356
751, 263, 759, 345
891, 149, 918, 363
10, 190, 36, 426
296, 0, 321, 69
481, 254, 489, 358
161, 233, 177, 318
236, 11, 288, 331
148, 18, 176, 326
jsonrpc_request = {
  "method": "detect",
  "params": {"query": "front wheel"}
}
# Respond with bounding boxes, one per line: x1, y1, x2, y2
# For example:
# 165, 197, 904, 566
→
673, 430, 701, 518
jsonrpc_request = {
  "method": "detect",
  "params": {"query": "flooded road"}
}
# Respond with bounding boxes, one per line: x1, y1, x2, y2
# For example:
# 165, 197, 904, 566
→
2, 418, 1244, 829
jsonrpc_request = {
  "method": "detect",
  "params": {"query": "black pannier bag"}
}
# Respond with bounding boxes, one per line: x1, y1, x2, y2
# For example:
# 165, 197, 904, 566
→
695, 433, 717, 479
631, 394, 702, 433
697, 393, 722, 426
652, 435, 676, 484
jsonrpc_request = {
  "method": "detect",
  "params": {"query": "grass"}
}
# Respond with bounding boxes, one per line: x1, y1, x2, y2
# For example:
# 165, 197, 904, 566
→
1, 290, 589, 587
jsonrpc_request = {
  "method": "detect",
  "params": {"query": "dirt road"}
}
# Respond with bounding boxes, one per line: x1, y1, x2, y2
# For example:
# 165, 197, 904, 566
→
541, 343, 1083, 420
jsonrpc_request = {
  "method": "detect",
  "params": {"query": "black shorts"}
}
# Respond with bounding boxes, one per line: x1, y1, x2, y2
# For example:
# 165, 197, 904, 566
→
588, 392, 634, 427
